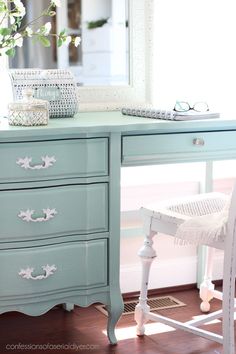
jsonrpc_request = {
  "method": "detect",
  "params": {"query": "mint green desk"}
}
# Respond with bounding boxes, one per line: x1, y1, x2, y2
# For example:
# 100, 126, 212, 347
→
0, 111, 236, 344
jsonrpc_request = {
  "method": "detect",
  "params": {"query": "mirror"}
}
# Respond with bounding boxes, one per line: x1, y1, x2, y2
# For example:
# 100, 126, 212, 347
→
9, 0, 129, 87
9, 0, 153, 111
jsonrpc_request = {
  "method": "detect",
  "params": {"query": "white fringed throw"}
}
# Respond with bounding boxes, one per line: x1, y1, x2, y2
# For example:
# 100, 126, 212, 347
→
174, 198, 230, 245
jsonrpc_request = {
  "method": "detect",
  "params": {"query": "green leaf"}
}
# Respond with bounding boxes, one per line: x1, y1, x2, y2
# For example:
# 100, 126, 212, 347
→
15, 18, 22, 27
57, 38, 63, 47
5, 48, 16, 57
59, 29, 66, 36
0, 3, 6, 12
11, 25, 18, 32
87, 18, 108, 30
0, 28, 12, 36
38, 36, 51, 47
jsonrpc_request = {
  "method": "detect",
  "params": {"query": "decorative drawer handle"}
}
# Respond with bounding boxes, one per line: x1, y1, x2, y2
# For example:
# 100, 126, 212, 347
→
16, 156, 56, 170
18, 208, 57, 222
193, 138, 205, 146
18, 264, 57, 280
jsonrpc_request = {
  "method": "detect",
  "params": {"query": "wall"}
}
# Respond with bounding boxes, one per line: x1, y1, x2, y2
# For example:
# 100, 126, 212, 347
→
82, 0, 111, 22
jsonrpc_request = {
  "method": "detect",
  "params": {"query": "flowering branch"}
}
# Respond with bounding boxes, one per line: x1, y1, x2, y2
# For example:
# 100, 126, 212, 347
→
0, 0, 81, 56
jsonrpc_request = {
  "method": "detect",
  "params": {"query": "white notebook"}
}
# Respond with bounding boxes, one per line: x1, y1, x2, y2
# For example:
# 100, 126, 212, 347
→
121, 107, 220, 121
174, 111, 220, 120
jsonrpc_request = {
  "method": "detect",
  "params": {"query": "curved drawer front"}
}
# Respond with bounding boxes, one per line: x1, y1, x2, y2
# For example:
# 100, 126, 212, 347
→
0, 240, 107, 298
122, 131, 236, 165
0, 138, 108, 183
0, 183, 108, 241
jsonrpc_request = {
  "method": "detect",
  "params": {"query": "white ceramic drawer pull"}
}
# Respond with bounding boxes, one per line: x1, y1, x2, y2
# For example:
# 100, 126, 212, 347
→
18, 208, 57, 222
18, 264, 57, 280
193, 138, 205, 146
16, 155, 56, 170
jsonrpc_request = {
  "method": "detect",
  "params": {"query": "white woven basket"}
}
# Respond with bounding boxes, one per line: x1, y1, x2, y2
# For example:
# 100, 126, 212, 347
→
9, 69, 79, 118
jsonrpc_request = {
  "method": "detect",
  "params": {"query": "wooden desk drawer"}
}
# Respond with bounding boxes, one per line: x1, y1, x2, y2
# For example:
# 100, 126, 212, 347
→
0, 138, 108, 183
0, 239, 107, 298
0, 183, 108, 242
122, 131, 236, 165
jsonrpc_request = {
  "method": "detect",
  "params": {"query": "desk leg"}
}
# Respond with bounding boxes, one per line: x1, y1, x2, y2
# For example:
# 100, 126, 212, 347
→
107, 293, 124, 345
107, 133, 124, 345
197, 161, 213, 289
62, 303, 74, 312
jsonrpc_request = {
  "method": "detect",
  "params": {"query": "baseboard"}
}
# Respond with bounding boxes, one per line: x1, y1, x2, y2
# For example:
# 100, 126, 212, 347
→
122, 280, 223, 300
120, 252, 224, 294
123, 283, 196, 300
120, 256, 198, 293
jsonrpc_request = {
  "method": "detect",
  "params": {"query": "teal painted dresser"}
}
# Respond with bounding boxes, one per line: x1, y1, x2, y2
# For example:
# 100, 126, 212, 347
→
0, 115, 123, 345
1, 111, 236, 344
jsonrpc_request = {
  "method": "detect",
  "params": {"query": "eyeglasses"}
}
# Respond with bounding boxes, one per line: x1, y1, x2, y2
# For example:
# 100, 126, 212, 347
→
174, 101, 209, 113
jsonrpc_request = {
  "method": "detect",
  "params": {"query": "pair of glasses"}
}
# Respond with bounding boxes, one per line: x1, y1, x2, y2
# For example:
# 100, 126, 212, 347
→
174, 101, 209, 113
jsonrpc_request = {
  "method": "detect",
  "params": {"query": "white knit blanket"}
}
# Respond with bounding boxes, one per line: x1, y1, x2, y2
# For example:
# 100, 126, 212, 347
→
175, 199, 230, 245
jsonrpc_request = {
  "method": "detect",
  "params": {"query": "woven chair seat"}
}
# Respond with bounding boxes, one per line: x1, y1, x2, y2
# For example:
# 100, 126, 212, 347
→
167, 194, 227, 217
142, 193, 229, 246
143, 192, 229, 222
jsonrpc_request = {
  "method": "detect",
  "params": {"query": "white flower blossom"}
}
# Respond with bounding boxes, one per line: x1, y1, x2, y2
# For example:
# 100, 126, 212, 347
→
51, 0, 61, 7
25, 27, 33, 37
43, 22, 52, 36
64, 36, 72, 46
12, 0, 25, 17
13, 33, 23, 47
9, 15, 16, 25
13, 0, 24, 7
74, 36, 81, 47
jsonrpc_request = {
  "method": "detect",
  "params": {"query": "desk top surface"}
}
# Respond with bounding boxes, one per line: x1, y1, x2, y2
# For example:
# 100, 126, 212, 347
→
1, 111, 236, 139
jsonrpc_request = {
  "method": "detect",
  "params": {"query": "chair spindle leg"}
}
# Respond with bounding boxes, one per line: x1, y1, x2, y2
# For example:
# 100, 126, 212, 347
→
135, 226, 157, 336
199, 247, 215, 312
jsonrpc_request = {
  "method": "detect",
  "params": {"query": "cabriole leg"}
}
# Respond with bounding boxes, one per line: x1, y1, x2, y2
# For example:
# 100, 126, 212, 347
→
106, 292, 124, 345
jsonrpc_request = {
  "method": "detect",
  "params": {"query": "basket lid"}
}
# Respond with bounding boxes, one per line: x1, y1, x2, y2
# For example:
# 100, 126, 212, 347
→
8, 88, 49, 111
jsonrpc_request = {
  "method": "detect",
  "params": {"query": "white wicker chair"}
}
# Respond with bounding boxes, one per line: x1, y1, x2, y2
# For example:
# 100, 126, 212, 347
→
134, 189, 236, 354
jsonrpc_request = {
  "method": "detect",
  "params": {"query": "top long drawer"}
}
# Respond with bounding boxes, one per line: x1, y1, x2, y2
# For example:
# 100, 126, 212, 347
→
122, 131, 236, 165
0, 138, 108, 183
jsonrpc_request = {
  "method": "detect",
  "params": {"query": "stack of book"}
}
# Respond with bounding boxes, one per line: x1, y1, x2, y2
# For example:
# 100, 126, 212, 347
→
121, 107, 220, 121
